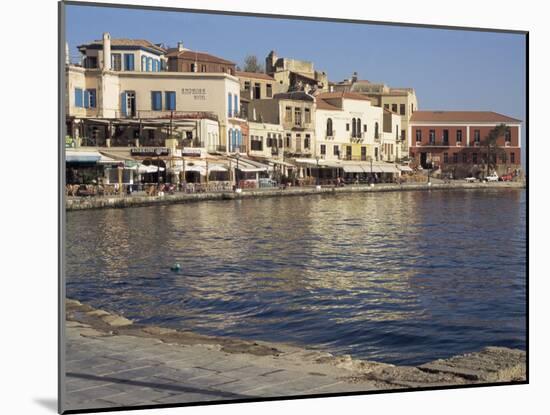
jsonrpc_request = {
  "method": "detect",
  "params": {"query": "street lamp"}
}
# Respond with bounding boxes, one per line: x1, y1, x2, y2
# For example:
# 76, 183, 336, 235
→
155, 147, 162, 188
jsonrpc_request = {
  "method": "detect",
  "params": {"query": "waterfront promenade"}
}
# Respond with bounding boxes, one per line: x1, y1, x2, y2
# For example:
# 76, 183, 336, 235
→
64, 299, 526, 412
66, 181, 525, 211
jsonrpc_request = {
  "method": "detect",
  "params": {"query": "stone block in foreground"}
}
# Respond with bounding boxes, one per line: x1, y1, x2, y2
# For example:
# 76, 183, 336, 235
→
419, 346, 526, 382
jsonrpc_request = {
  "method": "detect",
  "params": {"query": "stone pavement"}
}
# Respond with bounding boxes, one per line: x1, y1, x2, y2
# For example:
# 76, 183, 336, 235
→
63, 299, 527, 412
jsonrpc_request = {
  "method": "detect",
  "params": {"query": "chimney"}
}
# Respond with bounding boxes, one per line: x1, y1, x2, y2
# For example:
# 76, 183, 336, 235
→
102, 32, 111, 70
177, 41, 184, 52
65, 42, 70, 65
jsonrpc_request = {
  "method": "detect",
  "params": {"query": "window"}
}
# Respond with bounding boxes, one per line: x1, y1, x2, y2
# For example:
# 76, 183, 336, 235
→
384, 104, 389, 110
356, 118, 362, 138
463, 153, 468, 163
457, 130, 463, 142
474, 129, 481, 142
416, 129, 422, 142
111, 54, 122, 71
320, 144, 326, 155
165, 91, 176, 111
361, 146, 367, 161
375, 122, 379, 139
304, 134, 310, 149
234, 94, 239, 117
333, 145, 339, 156
151, 91, 162, 111
190, 63, 196, 72
326, 118, 333, 136
411, 103, 414, 114
352, 118, 356, 137
84, 89, 96, 108
429, 130, 435, 144
254, 83, 261, 99
346, 123, 350, 131
84, 56, 97, 69
305, 108, 311, 123
266, 84, 272, 98
400, 104, 405, 115
251, 137, 263, 151
147, 57, 152, 72
453, 153, 458, 163
201, 64, 207, 72
511, 152, 515, 163
401, 130, 405, 141
443, 152, 449, 163
396, 125, 399, 140
123, 53, 135, 71
141, 56, 147, 72
364, 124, 367, 133
279, 136, 283, 148
473, 152, 478, 163
267, 133, 272, 147
121, 91, 136, 117
285, 106, 292, 122
505, 129, 512, 142
392, 104, 398, 113
74, 88, 83, 108
286, 133, 291, 147
244, 81, 250, 91
443, 129, 449, 145
227, 93, 233, 117
294, 108, 302, 126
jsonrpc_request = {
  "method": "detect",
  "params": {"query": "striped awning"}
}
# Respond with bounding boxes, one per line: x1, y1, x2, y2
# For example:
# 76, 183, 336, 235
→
66, 150, 101, 163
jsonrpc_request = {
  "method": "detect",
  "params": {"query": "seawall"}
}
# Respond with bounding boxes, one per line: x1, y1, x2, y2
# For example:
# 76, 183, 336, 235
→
66, 181, 525, 211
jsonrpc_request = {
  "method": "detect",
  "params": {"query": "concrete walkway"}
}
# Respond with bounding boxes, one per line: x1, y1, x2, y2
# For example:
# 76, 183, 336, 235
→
63, 299, 526, 412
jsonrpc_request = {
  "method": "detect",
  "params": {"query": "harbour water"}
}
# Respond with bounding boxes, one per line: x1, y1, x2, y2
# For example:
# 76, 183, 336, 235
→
66, 189, 526, 365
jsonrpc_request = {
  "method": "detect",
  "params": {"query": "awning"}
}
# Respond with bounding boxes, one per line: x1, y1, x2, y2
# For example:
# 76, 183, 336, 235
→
238, 167, 266, 173
342, 165, 365, 173
138, 164, 165, 173
399, 165, 413, 172
66, 150, 101, 163
377, 164, 401, 174
207, 165, 227, 172
184, 165, 206, 175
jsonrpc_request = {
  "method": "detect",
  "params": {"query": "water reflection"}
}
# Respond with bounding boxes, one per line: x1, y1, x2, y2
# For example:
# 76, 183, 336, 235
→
66, 189, 526, 365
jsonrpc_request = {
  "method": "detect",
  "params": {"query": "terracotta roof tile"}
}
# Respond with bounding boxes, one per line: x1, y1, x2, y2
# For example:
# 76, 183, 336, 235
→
165, 50, 235, 65
79, 38, 166, 54
235, 71, 275, 81
316, 99, 342, 111
410, 111, 521, 123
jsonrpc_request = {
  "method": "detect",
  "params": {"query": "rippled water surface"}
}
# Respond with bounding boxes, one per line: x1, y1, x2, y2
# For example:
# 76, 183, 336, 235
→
66, 189, 526, 365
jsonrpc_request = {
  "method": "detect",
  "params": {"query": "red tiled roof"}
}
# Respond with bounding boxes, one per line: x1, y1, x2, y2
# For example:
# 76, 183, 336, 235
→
316, 91, 372, 101
165, 49, 235, 65
78, 38, 166, 54
316, 99, 342, 111
410, 111, 521, 123
235, 71, 275, 81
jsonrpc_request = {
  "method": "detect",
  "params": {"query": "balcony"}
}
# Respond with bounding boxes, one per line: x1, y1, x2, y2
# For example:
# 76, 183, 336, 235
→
229, 145, 247, 154
271, 147, 279, 156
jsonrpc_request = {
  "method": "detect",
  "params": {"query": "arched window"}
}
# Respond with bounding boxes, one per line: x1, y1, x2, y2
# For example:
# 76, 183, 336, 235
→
375, 122, 379, 139
326, 118, 333, 137
356, 118, 362, 137
352, 118, 356, 138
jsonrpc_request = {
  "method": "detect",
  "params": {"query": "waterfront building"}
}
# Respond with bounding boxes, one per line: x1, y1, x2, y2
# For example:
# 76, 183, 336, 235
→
248, 121, 285, 160
265, 51, 329, 93
166, 41, 237, 75
236, 71, 285, 119
408, 111, 522, 176
314, 92, 383, 162
67, 33, 245, 156
331, 74, 418, 160
248, 91, 316, 159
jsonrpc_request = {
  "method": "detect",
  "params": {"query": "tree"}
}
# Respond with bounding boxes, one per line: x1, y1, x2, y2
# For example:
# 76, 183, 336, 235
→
242, 55, 264, 73
481, 123, 509, 177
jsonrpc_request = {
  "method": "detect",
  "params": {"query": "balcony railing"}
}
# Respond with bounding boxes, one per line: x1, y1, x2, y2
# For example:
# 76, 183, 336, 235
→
229, 145, 247, 153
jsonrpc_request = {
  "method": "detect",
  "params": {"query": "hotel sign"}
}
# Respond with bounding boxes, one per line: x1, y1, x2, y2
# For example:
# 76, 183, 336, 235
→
182, 88, 207, 101
130, 147, 169, 156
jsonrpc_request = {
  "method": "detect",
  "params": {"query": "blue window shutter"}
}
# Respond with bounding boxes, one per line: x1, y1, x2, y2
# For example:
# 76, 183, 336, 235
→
234, 95, 238, 117
75, 88, 83, 108
89, 89, 96, 108
151, 91, 162, 111
228, 93, 232, 117
121, 92, 128, 116
129, 54, 134, 70
141, 56, 146, 72
165, 92, 175, 110
147, 57, 152, 71
83, 90, 90, 108
123, 54, 128, 70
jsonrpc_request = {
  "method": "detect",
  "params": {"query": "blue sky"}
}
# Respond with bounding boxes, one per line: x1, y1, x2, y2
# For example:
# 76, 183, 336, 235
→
65, 4, 526, 152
